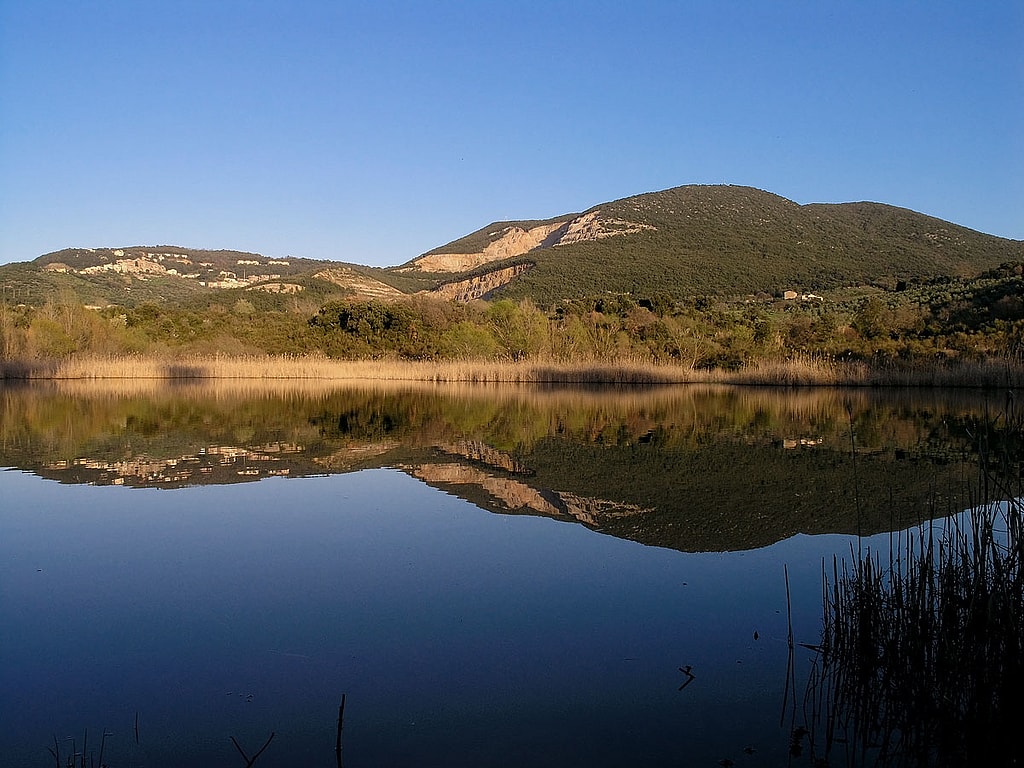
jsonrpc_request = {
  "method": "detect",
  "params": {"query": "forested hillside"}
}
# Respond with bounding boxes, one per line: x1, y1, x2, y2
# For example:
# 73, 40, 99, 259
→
2, 184, 1022, 368
403, 186, 1022, 303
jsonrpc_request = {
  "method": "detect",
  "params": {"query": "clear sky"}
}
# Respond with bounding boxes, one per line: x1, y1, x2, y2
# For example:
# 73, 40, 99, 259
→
1, 1, 1021, 267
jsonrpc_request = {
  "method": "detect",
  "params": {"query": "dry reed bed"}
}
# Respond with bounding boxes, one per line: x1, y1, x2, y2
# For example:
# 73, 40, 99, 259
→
1, 355, 1022, 388
0, 355, 692, 384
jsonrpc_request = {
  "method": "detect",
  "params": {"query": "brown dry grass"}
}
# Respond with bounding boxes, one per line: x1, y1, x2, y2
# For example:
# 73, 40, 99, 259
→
0, 355, 709, 384
1, 354, 1022, 388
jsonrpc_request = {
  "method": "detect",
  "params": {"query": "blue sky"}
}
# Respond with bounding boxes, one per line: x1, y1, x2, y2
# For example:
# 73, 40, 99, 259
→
1, 1, 1021, 267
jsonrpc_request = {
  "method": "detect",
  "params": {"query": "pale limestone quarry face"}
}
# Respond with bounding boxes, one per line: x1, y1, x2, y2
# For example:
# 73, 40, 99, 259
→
413, 221, 568, 273
313, 267, 405, 300
429, 264, 532, 302
410, 211, 655, 301
411, 211, 655, 274
554, 211, 654, 246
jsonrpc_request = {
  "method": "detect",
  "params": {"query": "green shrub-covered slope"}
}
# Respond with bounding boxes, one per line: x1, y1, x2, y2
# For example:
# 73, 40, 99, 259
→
406, 185, 1022, 302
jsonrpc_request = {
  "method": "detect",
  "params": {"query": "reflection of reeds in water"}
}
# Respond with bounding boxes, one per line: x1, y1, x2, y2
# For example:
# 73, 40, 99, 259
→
803, 404, 1024, 766
4, 372, 998, 430
0, 376, 999, 478
48, 729, 110, 768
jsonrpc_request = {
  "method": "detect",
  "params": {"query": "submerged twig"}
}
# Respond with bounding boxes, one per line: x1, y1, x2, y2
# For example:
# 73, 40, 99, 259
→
677, 665, 696, 691
231, 732, 275, 767
336, 694, 346, 768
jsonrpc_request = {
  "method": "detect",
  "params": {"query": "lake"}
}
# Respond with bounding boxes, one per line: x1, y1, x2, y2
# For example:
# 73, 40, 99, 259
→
0, 381, 1009, 766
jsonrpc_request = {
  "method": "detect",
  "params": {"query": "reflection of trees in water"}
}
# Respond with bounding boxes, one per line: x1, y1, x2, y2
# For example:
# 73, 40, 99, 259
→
0, 380, 1003, 461
799, 406, 1024, 767
0, 381, 1014, 551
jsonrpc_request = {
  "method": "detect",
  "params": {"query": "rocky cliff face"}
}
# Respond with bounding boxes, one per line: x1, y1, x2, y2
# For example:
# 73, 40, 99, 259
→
430, 263, 532, 301
555, 211, 654, 245
412, 221, 568, 273
314, 267, 406, 300
409, 211, 654, 274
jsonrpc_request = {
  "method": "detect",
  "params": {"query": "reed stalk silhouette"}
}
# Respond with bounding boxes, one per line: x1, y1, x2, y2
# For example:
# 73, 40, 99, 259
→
803, 394, 1024, 767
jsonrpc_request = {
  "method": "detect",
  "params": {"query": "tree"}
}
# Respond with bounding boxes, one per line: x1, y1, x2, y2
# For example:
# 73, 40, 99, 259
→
853, 297, 892, 339
487, 300, 548, 360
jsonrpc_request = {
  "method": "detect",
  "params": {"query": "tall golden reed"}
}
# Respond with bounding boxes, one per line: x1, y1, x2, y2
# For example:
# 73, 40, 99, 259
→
1, 353, 1022, 388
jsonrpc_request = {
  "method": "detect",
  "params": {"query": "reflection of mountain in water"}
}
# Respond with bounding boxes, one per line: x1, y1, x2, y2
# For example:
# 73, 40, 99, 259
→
37, 444, 302, 487
0, 381, 1010, 552
408, 439, 654, 526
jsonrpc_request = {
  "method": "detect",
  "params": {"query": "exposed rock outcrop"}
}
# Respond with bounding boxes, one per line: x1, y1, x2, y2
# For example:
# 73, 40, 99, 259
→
408, 210, 655, 276
80, 258, 169, 276
414, 221, 568, 273
430, 263, 532, 302
555, 210, 654, 245
249, 282, 304, 294
314, 267, 405, 300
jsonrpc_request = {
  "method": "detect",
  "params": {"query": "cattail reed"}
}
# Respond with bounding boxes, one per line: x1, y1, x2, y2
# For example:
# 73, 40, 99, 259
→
803, 397, 1024, 766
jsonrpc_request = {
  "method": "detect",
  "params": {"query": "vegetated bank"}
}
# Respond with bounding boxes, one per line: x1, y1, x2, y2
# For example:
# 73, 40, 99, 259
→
4, 259, 1024, 387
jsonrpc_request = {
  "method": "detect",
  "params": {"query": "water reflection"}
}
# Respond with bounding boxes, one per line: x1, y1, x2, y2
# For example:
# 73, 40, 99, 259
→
1, 381, 1019, 766
0, 380, 1001, 552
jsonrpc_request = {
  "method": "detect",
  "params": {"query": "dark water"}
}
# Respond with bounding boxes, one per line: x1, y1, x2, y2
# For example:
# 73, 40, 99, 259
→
0, 382, 1008, 766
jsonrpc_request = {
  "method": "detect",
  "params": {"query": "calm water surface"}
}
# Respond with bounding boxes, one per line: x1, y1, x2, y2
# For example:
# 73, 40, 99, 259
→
0, 382, 1004, 766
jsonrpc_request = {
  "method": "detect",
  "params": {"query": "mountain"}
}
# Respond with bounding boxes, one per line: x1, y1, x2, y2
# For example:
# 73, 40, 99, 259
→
1, 245, 415, 308
2, 185, 1021, 309
399, 185, 1024, 302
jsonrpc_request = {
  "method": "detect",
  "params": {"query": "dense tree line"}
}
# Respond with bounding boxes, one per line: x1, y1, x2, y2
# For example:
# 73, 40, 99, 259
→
2, 267, 1024, 366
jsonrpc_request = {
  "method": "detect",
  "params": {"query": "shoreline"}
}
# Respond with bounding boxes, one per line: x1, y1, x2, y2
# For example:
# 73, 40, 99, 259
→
1, 354, 1022, 388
